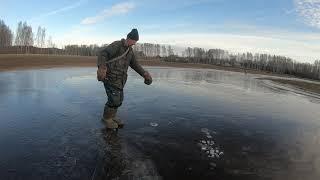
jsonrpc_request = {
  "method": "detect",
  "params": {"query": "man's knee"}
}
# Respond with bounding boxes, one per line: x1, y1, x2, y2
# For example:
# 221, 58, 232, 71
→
107, 101, 122, 108
107, 93, 123, 108
104, 84, 124, 108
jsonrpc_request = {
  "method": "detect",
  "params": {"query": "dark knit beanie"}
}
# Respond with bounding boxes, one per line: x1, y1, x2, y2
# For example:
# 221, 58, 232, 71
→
127, 28, 139, 41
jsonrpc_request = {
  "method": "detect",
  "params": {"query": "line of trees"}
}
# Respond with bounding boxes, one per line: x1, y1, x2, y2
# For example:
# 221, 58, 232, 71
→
61, 43, 175, 57
163, 47, 320, 80
0, 19, 177, 57
133, 43, 174, 57
64, 44, 100, 56
0, 19, 56, 53
0, 19, 176, 57
0, 18, 175, 58
60, 43, 172, 57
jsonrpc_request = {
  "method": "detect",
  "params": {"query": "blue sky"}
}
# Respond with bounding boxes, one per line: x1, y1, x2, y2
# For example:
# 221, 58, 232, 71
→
1, 0, 320, 62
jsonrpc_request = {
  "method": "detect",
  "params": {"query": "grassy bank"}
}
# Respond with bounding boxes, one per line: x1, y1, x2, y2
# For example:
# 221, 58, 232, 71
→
259, 78, 320, 94
0, 54, 279, 76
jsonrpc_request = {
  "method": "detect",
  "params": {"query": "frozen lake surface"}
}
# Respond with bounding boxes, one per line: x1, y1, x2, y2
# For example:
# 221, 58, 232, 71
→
0, 67, 319, 180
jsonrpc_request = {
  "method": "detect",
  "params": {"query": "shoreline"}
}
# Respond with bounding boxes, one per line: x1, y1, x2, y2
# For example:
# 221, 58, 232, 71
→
258, 78, 320, 95
0, 54, 292, 76
1, 54, 319, 94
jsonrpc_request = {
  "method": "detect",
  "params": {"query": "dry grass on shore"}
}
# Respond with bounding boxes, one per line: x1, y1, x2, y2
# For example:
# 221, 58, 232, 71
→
0, 54, 96, 71
259, 78, 320, 94
0, 54, 269, 75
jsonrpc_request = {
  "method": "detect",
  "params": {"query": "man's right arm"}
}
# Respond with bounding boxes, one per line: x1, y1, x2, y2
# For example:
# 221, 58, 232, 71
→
97, 41, 120, 67
97, 41, 120, 81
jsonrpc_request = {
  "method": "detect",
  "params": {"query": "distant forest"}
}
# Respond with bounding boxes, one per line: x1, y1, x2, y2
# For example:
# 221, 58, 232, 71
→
0, 20, 319, 80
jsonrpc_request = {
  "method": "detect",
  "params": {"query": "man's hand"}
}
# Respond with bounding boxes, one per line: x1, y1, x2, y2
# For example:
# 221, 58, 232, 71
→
97, 66, 107, 81
143, 71, 152, 85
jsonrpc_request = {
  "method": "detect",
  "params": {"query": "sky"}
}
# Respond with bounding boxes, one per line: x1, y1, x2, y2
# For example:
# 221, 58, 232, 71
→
1, 0, 320, 62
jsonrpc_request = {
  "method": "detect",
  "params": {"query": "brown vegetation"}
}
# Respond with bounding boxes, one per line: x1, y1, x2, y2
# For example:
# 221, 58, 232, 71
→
259, 78, 320, 94
0, 54, 96, 71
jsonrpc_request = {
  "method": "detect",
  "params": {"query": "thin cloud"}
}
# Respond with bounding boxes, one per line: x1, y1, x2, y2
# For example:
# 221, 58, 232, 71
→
295, 0, 320, 28
136, 0, 220, 12
139, 23, 190, 31
30, 0, 88, 22
284, 8, 296, 14
81, 2, 135, 25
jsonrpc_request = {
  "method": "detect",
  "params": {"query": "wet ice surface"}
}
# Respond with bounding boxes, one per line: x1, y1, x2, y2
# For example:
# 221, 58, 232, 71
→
0, 67, 320, 180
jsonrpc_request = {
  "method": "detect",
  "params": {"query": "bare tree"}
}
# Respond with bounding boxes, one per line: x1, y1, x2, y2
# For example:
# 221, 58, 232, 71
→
161, 45, 167, 57
23, 22, 33, 53
35, 26, 42, 47
14, 21, 23, 46
40, 28, 46, 48
14, 21, 33, 53
167, 45, 174, 56
0, 20, 13, 47
40, 28, 46, 54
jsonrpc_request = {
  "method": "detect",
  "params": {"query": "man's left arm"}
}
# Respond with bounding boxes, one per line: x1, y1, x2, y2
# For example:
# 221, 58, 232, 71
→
130, 51, 152, 85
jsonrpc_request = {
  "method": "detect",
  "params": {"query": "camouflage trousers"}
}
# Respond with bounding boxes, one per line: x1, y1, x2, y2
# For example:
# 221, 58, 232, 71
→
104, 82, 124, 108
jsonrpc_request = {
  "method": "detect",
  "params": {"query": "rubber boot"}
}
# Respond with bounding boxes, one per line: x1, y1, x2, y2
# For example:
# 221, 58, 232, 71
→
112, 108, 124, 129
102, 106, 118, 129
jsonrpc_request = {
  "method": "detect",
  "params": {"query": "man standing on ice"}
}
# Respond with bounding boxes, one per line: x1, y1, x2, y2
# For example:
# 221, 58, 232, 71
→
97, 28, 152, 130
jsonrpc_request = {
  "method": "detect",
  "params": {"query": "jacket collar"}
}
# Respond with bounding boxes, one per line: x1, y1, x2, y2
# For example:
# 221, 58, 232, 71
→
121, 38, 127, 47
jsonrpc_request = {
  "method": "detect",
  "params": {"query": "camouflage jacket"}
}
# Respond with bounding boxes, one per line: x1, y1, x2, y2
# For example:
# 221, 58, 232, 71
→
97, 39, 146, 90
